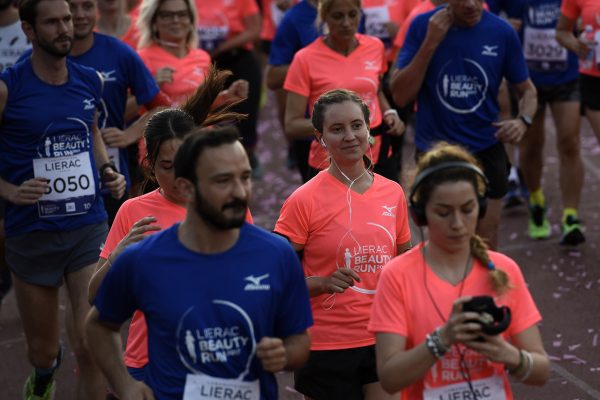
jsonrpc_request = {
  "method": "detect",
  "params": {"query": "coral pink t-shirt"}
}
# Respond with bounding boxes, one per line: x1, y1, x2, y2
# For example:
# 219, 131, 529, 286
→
284, 34, 387, 170
275, 171, 411, 350
260, 0, 297, 41
120, 13, 140, 49
100, 189, 254, 368
368, 243, 542, 400
195, 0, 259, 51
393, 0, 435, 49
561, 0, 600, 77
137, 44, 212, 106
362, 0, 402, 61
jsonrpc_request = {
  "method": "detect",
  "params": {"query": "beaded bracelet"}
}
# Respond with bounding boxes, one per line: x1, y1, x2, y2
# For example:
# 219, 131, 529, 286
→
425, 328, 448, 359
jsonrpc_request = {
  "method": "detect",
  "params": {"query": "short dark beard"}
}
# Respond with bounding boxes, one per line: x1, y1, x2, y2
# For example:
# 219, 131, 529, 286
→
193, 186, 247, 230
37, 35, 73, 57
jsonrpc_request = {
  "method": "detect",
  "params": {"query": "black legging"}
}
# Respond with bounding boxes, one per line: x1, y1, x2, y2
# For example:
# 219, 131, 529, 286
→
214, 48, 262, 150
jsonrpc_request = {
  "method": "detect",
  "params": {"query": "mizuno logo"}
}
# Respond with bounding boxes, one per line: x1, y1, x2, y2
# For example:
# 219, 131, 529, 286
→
244, 273, 270, 291
83, 98, 96, 110
100, 70, 117, 82
382, 205, 396, 217
481, 45, 498, 56
364, 60, 379, 70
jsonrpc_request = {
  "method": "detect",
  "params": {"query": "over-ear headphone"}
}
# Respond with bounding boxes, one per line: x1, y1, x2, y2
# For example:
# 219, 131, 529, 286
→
409, 161, 489, 226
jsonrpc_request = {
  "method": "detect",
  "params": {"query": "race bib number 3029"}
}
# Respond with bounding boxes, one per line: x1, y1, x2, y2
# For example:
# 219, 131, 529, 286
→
33, 153, 96, 218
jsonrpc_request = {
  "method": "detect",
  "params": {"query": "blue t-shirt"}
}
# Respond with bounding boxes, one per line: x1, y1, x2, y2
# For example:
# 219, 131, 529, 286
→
20, 33, 159, 187
0, 59, 106, 236
398, 9, 529, 153
512, 0, 579, 86
94, 223, 313, 400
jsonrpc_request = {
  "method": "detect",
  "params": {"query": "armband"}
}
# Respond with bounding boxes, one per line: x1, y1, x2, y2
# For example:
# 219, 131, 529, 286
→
383, 109, 399, 118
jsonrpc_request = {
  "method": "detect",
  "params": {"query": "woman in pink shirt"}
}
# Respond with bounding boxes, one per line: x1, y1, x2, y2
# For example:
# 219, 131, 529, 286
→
284, 0, 405, 182
369, 142, 550, 399
275, 89, 411, 399
88, 67, 250, 385
557, 0, 600, 147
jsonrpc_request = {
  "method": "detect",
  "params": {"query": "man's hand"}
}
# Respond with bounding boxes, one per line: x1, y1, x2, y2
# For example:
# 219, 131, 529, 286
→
425, 7, 453, 46
323, 268, 361, 294
256, 337, 287, 373
101, 127, 131, 148
5, 177, 49, 205
493, 119, 528, 143
102, 167, 126, 199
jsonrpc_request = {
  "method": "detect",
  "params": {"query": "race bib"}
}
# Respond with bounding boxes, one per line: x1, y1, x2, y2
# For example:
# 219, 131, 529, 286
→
523, 26, 567, 72
363, 6, 390, 40
423, 375, 506, 400
106, 146, 121, 173
183, 374, 260, 400
33, 153, 95, 217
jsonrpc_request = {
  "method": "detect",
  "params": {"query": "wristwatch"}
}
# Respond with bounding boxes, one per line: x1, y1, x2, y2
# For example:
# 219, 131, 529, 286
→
519, 114, 532, 128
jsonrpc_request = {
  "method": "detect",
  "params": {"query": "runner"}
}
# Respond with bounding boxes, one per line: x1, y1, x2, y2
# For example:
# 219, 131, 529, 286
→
87, 67, 252, 388
0, 0, 126, 398
284, 0, 405, 181
0, 0, 30, 310
369, 142, 550, 399
390, 0, 538, 248
275, 89, 411, 399
195, 0, 263, 177
86, 125, 313, 400
509, 0, 585, 245
96, 0, 140, 48
556, 0, 600, 237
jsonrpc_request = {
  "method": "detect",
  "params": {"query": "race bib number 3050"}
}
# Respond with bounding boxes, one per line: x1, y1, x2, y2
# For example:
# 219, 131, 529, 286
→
33, 153, 96, 218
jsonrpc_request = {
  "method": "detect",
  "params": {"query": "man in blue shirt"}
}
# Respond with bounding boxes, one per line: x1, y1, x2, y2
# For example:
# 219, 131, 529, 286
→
0, 0, 126, 398
87, 126, 313, 400
390, 0, 538, 248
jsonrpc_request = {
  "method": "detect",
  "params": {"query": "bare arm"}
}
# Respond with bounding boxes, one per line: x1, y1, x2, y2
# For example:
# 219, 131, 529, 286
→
93, 115, 127, 199
88, 216, 161, 303
390, 8, 452, 107
85, 308, 155, 399
556, 14, 591, 59
378, 89, 405, 136
284, 92, 314, 140
265, 65, 289, 90
256, 331, 311, 373
493, 79, 537, 144
213, 14, 261, 56
0, 81, 51, 203
288, 241, 361, 297
396, 239, 412, 255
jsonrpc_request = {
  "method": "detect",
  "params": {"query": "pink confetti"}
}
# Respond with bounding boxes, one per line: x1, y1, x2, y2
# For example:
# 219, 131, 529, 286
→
548, 355, 561, 361
552, 293, 561, 299
568, 344, 581, 351
553, 341, 562, 347
509, 232, 517, 240
593, 334, 598, 347
568, 251, 581, 257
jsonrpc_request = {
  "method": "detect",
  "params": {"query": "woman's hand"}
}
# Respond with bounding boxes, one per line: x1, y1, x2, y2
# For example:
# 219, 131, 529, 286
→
111, 216, 161, 260
226, 79, 249, 101
463, 333, 521, 367
155, 67, 175, 85
384, 111, 405, 136
438, 297, 484, 347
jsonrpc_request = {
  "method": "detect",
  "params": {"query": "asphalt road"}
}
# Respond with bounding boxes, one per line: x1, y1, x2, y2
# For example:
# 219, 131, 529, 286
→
1, 94, 599, 399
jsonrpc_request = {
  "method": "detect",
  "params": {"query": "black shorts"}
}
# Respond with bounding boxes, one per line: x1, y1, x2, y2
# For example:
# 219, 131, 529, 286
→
537, 79, 580, 108
294, 345, 379, 400
6, 221, 108, 287
580, 74, 600, 111
474, 142, 509, 199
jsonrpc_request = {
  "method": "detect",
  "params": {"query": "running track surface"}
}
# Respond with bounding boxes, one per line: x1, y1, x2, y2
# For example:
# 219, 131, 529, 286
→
1, 93, 599, 399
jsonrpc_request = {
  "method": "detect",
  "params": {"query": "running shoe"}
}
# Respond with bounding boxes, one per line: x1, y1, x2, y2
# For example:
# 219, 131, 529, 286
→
503, 179, 524, 208
23, 344, 64, 400
560, 215, 585, 246
528, 205, 551, 239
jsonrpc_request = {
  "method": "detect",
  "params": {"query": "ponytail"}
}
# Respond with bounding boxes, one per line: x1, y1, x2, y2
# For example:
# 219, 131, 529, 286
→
470, 235, 511, 295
